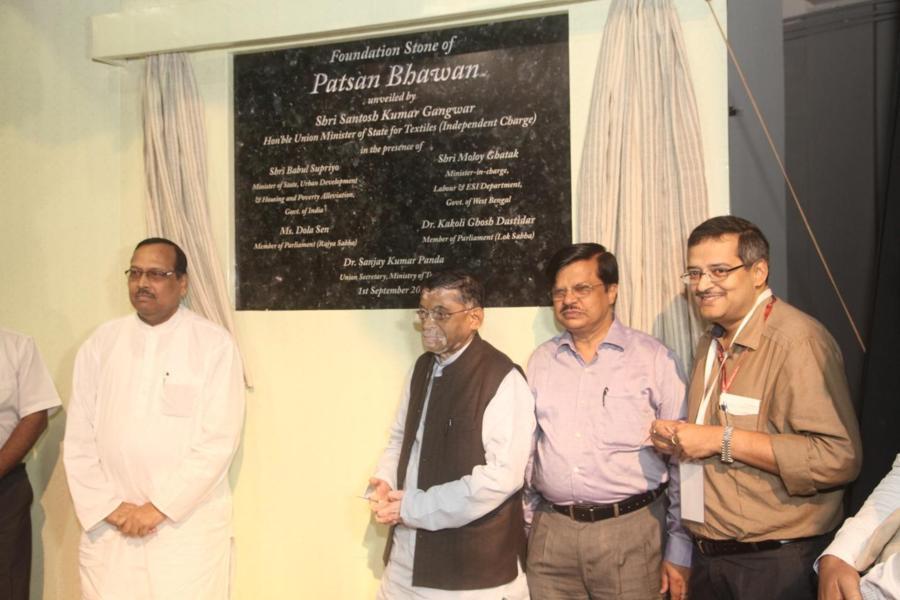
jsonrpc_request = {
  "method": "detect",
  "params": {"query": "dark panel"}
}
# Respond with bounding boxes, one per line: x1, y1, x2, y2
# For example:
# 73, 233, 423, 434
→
785, 0, 900, 508
784, 11, 882, 400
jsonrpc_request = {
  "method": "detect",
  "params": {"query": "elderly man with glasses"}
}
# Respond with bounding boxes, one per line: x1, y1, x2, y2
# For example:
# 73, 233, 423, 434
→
64, 237, 245, 600
651, 216, 861, 600
368, 269, 535, 599
524, 243, 692, 600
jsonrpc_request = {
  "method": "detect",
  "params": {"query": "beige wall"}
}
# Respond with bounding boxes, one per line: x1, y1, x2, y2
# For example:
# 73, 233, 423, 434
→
0, 1, 727, 597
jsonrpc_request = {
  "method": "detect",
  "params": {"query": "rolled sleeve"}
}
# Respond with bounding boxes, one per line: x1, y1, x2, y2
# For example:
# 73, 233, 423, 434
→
771, 336, 861, 496
771, 433, 818, 496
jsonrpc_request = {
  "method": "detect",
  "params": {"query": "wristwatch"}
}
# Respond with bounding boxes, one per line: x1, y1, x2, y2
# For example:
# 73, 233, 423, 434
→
720, 425, 734, 464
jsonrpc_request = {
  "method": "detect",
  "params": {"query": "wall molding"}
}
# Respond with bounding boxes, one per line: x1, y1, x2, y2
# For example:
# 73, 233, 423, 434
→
91, 0, 589, 64
784, 0, 900, 40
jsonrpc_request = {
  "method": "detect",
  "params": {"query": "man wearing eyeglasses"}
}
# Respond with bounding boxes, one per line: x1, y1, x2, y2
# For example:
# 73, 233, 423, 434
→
368, 270, 535, 599
525, 243, 692, 600
64, 237, 245, 600
650, 216, 861, 600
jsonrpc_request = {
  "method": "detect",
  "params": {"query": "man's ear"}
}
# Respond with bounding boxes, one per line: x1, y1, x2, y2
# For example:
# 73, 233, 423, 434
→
469, 307, 485, 329
606, 283, 619, 306
751, 260, 769, 288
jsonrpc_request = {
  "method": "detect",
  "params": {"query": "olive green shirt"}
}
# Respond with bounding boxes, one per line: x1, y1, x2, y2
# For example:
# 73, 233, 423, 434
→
685, 296, 862, 542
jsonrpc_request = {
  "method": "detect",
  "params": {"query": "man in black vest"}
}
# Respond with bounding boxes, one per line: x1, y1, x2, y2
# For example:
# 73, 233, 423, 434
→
368, 270, 535, 599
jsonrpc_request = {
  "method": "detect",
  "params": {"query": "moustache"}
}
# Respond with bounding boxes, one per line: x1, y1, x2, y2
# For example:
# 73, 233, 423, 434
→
421, 327, 444, 340
135, 288, 156, 299
694, 291, 720, 299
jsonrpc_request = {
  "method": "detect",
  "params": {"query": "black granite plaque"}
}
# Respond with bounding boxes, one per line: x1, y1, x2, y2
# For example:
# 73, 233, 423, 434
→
234, 14, 571, 309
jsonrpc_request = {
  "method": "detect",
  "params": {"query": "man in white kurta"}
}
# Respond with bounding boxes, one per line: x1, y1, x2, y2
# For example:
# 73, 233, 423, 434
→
816, 455, 900, 600
64, 238, 245, 600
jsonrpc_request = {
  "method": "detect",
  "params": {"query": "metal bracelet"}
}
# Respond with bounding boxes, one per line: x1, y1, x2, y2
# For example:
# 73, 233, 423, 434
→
720, 425, 735, 464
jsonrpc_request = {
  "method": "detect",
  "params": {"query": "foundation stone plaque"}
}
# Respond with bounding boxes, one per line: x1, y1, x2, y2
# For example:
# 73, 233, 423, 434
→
234, 14, 571, 309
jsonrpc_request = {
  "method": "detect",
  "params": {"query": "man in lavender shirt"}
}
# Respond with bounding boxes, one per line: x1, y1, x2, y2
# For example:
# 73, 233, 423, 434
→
525, 243, 692, 600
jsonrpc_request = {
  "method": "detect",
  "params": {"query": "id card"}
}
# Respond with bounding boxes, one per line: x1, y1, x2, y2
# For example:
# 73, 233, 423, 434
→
679, 461, 705, 523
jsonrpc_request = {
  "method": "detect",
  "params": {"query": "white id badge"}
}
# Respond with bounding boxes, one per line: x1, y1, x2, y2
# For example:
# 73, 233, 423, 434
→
679, 461, 705, 523
720, 393, 760, 416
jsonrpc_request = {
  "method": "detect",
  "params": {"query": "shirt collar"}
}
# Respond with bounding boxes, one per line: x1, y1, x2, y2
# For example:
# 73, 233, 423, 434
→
433, 335, 475, 374
730, 296, 773, 351
555, 318, 627, 355
133, 304, 185, 333
714, 290, 774, 352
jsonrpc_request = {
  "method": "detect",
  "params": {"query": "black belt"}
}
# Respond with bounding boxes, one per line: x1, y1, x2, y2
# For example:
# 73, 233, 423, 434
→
692, 534, 825, 557
551, 484, 666, 523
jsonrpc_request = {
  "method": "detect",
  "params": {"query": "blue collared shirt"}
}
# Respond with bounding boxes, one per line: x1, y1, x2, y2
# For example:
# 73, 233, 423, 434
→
526, 319, 692, 566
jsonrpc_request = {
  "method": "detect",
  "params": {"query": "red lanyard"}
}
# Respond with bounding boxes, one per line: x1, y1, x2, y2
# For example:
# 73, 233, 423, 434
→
717, 297, 776, 393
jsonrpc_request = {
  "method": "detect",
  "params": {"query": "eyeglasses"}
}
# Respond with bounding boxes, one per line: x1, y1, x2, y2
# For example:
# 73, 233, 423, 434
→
125, 268, 178, 282
680, 264, 746, 285
415, 307, 474, 323
550, 282, 604, 301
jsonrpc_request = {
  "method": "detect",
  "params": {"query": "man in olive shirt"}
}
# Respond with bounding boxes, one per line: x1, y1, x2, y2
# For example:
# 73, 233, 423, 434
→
651, 216, 861, 600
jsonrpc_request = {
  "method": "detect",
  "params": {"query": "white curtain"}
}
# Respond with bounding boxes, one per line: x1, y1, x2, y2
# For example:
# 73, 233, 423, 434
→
577, 0, 708, 366
143, 53, 252, 387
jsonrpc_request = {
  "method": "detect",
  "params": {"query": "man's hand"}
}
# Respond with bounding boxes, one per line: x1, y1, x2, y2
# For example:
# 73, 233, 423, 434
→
368, 477, 392, 505
660, 560, 690, 600
118, 503, 166, 537
104, 502, 138, 528
670, 423, 722, 461
651, 419, 682, 455
374, 490, 404, 526
818, 554, 862, 600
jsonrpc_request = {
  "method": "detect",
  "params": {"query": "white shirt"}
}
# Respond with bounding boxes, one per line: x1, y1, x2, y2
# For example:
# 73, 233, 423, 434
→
373, 340, 536, 599
0, 328, 61, 446
64, 307, 245, 600
817, 455, 900, 600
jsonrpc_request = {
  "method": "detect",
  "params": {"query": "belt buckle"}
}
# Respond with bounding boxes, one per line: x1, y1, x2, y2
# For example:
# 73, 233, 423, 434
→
696, 539, 707, 555
568, 505, 576, 520
613, 503, 620, 518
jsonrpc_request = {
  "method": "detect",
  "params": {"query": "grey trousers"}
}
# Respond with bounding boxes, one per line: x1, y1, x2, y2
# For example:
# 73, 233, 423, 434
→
526, 495, 667, 600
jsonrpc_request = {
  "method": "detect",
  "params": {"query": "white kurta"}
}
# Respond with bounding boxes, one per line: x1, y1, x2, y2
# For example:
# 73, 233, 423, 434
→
373, 341, 536, 599
816, 454, 900, 600
64, 307, 245, 600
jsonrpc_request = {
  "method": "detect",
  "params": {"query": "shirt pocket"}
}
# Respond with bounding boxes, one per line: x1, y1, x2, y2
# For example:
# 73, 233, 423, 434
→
722, 392, 761, 432
598, 392, 655, 449
161, 381, 201, 417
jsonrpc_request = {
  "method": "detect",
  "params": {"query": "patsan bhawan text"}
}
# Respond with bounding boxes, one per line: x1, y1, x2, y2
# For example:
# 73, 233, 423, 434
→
310, 62, 481, 94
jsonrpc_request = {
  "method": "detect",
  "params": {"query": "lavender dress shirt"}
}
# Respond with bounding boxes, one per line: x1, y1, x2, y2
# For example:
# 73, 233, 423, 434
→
526, 319, 693, 566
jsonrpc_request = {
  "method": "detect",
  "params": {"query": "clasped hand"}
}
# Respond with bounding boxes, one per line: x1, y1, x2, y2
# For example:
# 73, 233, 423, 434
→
650, 419, 723, 461
368, 477, 404, 526
105, 502, 166, 537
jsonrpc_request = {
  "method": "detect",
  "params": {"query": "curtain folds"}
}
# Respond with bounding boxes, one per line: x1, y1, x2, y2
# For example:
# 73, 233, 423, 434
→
577, 0, 709, 366
143, 53, 252, 387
